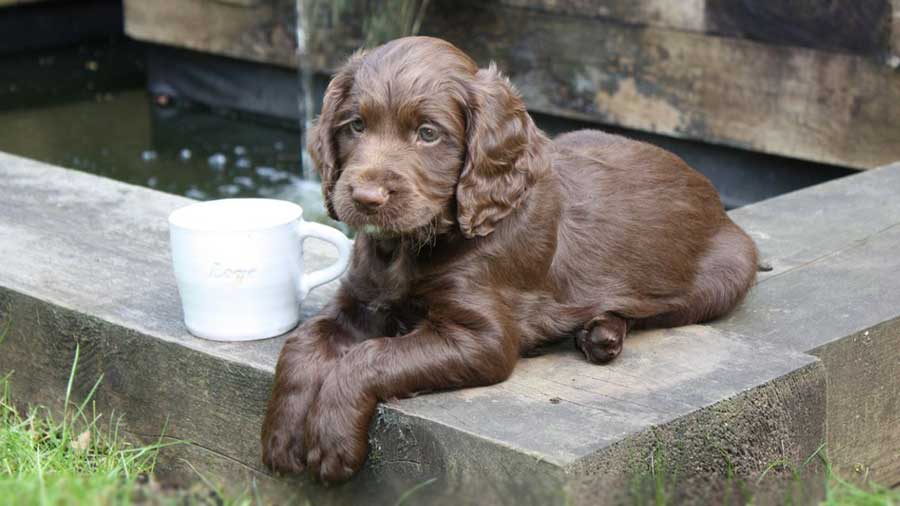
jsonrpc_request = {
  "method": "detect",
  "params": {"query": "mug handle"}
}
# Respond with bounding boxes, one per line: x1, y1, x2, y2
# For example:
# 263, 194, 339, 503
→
295, 220, 353, 298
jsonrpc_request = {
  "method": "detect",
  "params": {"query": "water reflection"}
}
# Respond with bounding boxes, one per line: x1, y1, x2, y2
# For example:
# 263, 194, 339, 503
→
0, 83, 338, 228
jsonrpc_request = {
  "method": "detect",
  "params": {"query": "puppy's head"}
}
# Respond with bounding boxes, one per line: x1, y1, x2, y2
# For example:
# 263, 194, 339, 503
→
308, 36, 548, 239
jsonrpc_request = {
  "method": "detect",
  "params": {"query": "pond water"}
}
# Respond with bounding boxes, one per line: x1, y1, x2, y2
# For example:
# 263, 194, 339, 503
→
0, 36, 853, 226
0, 39, 335, 226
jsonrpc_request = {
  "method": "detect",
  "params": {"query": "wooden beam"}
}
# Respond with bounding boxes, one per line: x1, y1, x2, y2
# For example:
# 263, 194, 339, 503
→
123, 0, 899, 67
500, 0, 706, 33
426, 2, 900, 169
705, 0, 891, 57
122, 0, 900, 168
123, 0, 384, 72
123, 0, 298, 69
502, 0, 893, 58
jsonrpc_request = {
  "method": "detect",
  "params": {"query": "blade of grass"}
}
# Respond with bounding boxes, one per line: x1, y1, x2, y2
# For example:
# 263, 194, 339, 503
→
395, 477, 437, 506
73, 374, 104, 423
60, 343, 81, 445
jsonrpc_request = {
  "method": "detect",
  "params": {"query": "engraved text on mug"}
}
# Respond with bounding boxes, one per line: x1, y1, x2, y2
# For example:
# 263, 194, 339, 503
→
208, 262, 256, 284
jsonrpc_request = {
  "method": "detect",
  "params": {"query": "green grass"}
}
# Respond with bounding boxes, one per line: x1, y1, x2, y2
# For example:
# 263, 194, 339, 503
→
0, 345, 168, 505
821, 462, 899, 506
757, 445, 900, 506
629, 441, 900, 506
0, 341, 288, 506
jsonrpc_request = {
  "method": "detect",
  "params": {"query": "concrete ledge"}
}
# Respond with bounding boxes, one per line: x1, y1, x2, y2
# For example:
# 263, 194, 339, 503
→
1, 152, 899, 503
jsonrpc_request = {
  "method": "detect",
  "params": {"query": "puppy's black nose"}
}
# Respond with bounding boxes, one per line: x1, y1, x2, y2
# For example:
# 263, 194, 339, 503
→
351, 184, 389, 210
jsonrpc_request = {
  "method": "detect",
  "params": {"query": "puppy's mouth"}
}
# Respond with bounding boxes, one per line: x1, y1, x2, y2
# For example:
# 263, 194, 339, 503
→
360, 223, 398, 238
342, 208, 450, 245
335, 208, 410, 240
337, 207, 401, 234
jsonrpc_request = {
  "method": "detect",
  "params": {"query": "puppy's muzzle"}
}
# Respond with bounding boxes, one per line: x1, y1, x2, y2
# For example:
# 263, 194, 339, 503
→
351, 183, 389, 212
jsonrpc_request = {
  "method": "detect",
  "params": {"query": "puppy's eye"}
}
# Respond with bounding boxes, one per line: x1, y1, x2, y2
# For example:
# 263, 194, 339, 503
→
417, 125, 439, 143
349, 118, 365, 134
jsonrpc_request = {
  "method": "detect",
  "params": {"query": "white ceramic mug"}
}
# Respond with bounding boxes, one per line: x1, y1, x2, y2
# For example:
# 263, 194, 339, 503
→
168, 198, 352, 341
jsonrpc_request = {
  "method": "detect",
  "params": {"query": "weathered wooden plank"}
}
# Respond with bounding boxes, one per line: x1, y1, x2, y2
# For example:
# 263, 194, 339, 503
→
718, 163, 900, 484
705, 0, 891, 57
122, 0, 900, 169
500, 0, 706, 33
123, 0, 298, 68
122, 0, 898, 68
426, 2, 900, 169
715, 228, 900, 484
123, 0, 426, 73
728, 163, 900, 279
814, 321, 900, 483
504, 0, 894, 59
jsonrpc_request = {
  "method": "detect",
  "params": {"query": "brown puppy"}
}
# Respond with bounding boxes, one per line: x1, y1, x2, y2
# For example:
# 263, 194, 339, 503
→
261, 37, 758, 482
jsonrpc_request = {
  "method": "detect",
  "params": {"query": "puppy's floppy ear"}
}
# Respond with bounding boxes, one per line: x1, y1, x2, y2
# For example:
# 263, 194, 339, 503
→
457, 63, 549, 238
307, 51, 366, 220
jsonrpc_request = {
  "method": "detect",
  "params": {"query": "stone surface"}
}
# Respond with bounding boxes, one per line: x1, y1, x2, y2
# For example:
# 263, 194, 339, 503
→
1, 152, 899, 502
728, 165, 900, 280
722, 164, 900, 484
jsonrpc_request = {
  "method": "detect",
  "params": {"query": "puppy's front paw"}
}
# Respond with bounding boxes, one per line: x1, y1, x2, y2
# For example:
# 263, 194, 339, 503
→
575, 314, 628, 364
304, 371, 376, 483
261, 383, 322, 475
261, 421, 305, 474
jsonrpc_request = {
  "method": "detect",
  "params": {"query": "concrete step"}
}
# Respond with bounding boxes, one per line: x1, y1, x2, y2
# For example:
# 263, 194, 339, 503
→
1, 152, 897, 504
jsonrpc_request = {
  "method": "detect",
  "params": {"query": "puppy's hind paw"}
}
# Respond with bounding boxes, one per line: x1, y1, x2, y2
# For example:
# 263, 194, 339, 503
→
575, 314, 628, 364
